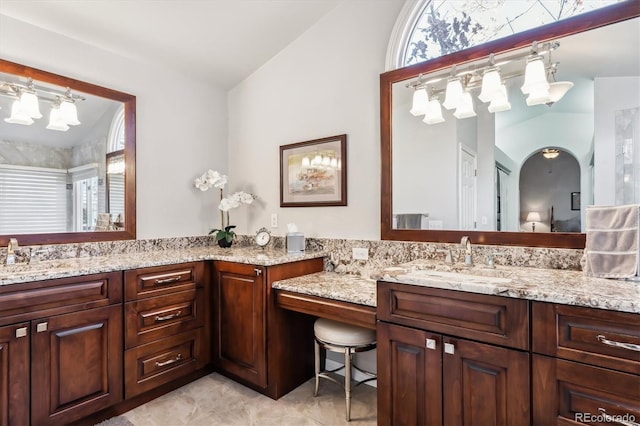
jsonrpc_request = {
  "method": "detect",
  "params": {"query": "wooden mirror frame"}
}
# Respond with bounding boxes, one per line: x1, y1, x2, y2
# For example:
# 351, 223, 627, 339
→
380, 2, 640, 248
0, 59, 136, 246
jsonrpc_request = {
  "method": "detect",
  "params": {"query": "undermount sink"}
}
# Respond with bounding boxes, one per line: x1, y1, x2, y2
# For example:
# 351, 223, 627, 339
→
0, 259, 76, 276
408, 268, 513, 284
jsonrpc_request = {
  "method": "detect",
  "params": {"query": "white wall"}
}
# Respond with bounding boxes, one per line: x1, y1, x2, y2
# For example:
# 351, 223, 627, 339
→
228, 1, 404, 239
0, 15, 228, 239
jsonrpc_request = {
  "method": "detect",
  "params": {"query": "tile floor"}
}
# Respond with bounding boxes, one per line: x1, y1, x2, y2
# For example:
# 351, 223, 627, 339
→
97, 373, 377, 426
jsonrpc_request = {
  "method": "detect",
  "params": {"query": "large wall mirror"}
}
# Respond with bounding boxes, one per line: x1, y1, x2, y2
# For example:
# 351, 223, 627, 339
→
381, 3, 639, 248
0, 59, 136, 246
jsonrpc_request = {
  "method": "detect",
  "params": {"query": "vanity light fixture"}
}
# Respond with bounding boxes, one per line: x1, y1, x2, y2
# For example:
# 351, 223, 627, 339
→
542, 148, 560, 159
406, 41, 571, 125
0, 78, 84, 129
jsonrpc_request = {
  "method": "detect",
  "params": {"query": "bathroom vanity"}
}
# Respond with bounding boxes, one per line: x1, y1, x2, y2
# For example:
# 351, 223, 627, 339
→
372, 262, 640, 426
0, 246, 325, 425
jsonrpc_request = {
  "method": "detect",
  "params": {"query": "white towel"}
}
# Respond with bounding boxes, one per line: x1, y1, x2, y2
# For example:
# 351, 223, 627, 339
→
582, 204, 640, 279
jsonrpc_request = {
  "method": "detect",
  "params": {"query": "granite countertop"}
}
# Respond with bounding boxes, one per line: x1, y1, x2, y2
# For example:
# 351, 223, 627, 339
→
0, 246, 327, 286
272, 271, 376, 307
371, 259, 640, 314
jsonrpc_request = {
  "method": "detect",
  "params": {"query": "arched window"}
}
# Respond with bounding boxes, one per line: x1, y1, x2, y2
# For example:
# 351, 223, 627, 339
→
107, 105, 125, 153
387, 0, 621, 70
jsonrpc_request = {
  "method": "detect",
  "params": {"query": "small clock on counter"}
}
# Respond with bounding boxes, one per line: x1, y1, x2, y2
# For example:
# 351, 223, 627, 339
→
255, 227, 271, 248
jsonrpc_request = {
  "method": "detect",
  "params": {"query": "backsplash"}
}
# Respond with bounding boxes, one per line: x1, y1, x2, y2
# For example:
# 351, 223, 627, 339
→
0, 235, 584, 273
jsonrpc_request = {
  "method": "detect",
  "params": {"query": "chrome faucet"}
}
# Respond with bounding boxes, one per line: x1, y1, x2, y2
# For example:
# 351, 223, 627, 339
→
5, 238, 18, 265
460, 236, 473, 266
437, 248, 453, 264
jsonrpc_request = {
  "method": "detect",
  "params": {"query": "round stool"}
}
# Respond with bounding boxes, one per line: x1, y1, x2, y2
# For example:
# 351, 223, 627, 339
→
313, 318, 376, 421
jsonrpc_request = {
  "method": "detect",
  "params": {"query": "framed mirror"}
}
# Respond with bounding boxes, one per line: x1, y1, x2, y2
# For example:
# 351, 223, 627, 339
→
381, 3, 639, 248
0, 59, 136, 246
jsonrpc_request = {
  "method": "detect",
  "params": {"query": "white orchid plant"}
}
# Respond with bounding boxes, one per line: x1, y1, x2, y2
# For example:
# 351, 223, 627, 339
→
194, 169, 255, 245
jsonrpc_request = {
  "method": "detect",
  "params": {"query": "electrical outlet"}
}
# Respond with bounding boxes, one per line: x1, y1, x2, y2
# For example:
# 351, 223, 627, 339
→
270, 213, 278, 228
352, 247, 369, 260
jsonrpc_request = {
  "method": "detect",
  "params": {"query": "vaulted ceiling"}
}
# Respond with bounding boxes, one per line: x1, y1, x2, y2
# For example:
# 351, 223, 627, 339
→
0, 0, 343, 89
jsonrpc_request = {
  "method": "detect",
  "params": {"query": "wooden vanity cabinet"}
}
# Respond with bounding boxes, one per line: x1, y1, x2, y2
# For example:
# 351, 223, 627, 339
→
0, 272, 123, 426
532, 302, 640, 424
377, 282, 531, 426
212, 258, 324, 399
123, 262, 210, 398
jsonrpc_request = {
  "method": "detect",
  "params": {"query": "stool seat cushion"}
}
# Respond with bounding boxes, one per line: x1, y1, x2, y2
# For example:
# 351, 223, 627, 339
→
314, 318, 376, 346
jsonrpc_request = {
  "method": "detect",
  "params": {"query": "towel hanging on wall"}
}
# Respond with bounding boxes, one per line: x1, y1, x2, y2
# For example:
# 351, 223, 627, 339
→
581, 204, 640, 279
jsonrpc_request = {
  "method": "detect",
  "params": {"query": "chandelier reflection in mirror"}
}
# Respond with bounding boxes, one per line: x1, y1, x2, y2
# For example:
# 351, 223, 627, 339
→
408, 41, 573, 125
301, 151, 341, 170
0, 77, 84, 131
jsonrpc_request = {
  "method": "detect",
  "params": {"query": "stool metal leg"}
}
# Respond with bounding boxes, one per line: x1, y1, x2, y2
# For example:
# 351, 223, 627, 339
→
314, 339, 320, 397
344, 346, 352, 422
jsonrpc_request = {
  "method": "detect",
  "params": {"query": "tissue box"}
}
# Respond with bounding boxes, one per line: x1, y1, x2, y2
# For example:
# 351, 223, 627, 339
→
286, 232, 305, 253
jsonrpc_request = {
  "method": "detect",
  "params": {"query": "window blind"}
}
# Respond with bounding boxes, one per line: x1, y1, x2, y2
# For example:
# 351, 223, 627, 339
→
0, 164, 67, 234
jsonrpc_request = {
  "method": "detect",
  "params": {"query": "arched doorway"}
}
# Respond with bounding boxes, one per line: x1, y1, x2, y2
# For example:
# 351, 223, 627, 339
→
519, 148, 581, 233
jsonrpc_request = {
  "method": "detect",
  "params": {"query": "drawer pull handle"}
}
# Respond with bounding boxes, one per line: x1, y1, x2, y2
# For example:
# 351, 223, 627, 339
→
154, 275, 182, 285
155, 310, 182, 322
598, 408, 639, 426
597, 335, 640, 352
155, 353, 182, 367
426, 338, 437, 350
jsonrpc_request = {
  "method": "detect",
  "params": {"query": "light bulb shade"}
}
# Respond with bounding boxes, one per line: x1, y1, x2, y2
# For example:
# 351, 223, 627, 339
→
409, 88, 429, 116
521, 56, 549, 95
313, 154, 322, 166
422, 99, 445, 125
59, 100, 80, 125
488, 85, 511, 113
526, 211, 541, 222
301, 156, 310, 167
19, 91, 42, 119
4, 100, 34, 125
547, 81, 574, 104
525, 85, 551, 106
322, 156, 331, 166
453, 92, 476, 119
478, 68, 503, 103
442, 78, 463, 110
330, 158, 338, 168
46, 106, 70, 131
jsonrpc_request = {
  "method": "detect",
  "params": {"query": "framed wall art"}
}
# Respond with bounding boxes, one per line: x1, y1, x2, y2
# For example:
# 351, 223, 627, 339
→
280, 134, 347, 207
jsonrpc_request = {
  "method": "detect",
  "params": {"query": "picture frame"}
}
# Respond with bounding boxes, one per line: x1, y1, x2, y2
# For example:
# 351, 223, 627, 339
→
280, 134, 347, 207
571, 192, 580, 210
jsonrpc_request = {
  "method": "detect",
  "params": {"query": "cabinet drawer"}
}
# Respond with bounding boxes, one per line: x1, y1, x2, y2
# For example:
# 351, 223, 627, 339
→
377, 281, 529, 350
0, 272, 122, 323
124, 328, 206, 398
533, 354, 640, 425
125, 262, 204, 301
533, 302, 640, 375
125, 288, 204, 348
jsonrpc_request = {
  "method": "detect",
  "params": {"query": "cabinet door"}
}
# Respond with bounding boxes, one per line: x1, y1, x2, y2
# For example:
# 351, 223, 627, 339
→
213, 261, 267, 388
443, 337, 530, 426
377, 322, 442, 426
0, 323, 29, 426
31, 305, 123, 426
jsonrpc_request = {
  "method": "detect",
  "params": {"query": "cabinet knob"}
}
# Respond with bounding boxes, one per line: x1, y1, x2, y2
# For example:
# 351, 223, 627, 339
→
36, 322, 48, 333
15, 327, 27, 338
426, 338, 437, 350
444, 342, 455, 355
254, 268, 262, 276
